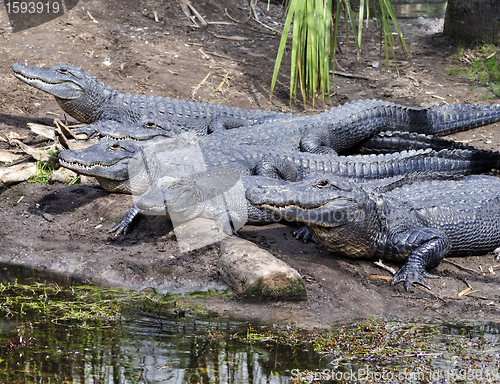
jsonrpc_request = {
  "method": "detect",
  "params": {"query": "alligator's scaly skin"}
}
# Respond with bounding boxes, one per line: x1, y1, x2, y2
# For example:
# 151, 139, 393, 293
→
57, 134, 500, 193
58, 134, 500, 234
247, 174, 500, 290
77, 98, 500, 155
11, 62, 289, 137
353, 130, 480, 154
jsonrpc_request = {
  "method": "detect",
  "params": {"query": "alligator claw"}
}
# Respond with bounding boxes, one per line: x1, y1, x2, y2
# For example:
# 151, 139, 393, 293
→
392, 264, 438, 291
109, 220, 130, 236
293, 226, 319, 244
109, 205, 140, 236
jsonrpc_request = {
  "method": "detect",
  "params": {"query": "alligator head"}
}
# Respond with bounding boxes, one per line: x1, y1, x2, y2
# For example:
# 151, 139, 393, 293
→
58, 137, 150, 193
11, 62, 112, 123
247, 175, 383, 258
58, 134, 207, 194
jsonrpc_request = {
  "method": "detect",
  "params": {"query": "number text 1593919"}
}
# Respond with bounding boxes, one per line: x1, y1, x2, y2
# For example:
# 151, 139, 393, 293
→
5, 2, 60, 14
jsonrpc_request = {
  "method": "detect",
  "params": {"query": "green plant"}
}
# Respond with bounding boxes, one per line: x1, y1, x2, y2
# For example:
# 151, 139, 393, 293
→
68, 175, 80, 185
450, 44, 500, 97
271, 0, 409, 105
29, 160, 53, 183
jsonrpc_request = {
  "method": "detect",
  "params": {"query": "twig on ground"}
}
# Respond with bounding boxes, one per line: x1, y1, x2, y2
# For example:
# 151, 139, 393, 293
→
192, 72, 211, 96
374, 259, 397, 275
442, 259, 481, 275
334, 71, 375, 81
214, 70, 231, 93
225, 7, 251, 23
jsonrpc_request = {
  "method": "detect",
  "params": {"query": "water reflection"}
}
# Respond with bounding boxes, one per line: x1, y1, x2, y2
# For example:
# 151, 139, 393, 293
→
0, 266, 499, 383
391, 0, 447, 18
1, 315, 317, 383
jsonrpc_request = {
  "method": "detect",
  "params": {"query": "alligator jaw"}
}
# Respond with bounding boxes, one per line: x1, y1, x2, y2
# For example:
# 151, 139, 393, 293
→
58, 157, 129, 180
254, 199, 358, 227
12, 63, 84, 100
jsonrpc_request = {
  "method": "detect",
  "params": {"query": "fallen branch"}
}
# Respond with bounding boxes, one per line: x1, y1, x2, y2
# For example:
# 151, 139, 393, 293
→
333, 71, 375, 81
192, 72, 211, 96
178, 0, 207, 27
215, 35, 249, 41
224, 7, 251, 23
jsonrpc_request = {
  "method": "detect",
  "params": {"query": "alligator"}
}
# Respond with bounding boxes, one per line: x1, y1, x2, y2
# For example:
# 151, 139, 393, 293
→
63, 96, 500, 156
11, 62, 290, 137
93, 120, 483, 156
58, 134, 500, 234
246, 174, 500, 290
125, 170, 289, 235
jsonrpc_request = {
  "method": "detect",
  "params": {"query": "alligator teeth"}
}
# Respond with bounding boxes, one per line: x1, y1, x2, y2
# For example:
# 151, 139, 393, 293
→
13, 71, 60, 85
59, 158, 112, 170
103, 135, 153, 142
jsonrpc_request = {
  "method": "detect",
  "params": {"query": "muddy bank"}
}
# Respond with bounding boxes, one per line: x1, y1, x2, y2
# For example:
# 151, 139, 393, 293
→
0, 0, 499, 328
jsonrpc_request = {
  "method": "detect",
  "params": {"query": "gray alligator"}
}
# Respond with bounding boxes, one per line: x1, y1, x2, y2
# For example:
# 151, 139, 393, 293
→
62, 96, 500, 156
247, 174, 500, 290
11, 62, 289, 137
58, 134, 500, 234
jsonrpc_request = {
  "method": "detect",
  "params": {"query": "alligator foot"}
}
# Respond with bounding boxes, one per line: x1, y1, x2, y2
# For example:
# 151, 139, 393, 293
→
71, 123, 99, 139
391, 263, 438, 291
293, 226, 318, 244
109, 205, 140, 236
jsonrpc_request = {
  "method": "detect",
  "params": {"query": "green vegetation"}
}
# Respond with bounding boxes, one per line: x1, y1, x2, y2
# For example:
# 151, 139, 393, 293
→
0, 279, 200, 326
449, 44, 500, 98
245, 320, 500, 382
0, 276, 499, 383
271, 0, 409, 105
28, 160, 53, 184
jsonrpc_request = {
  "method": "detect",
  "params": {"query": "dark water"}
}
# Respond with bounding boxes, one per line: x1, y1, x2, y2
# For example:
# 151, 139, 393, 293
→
0, 265, 499, 383
0, 265, 323, 383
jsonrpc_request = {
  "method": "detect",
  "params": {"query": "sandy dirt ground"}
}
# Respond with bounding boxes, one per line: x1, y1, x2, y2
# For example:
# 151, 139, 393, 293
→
0, 0, 499, 329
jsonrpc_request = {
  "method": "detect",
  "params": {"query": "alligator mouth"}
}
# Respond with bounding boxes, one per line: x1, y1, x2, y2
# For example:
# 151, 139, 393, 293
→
13, 70, 63, 86
103, 134, 169, 141
259, 202, 329, 212
58, 157, 117, 171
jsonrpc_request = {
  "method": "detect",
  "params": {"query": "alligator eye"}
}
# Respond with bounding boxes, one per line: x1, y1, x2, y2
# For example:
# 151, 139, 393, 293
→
56, 68, 70, 74
108, 143, 123, 150
316, 180, 330, 189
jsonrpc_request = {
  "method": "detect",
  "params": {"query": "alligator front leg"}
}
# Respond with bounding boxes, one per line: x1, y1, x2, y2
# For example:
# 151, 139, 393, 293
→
110, 204, 141, 236
299, 128, 339, 155
70, 120, 120, 139
388, 228, 452, 290
209, 116, 250, 133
